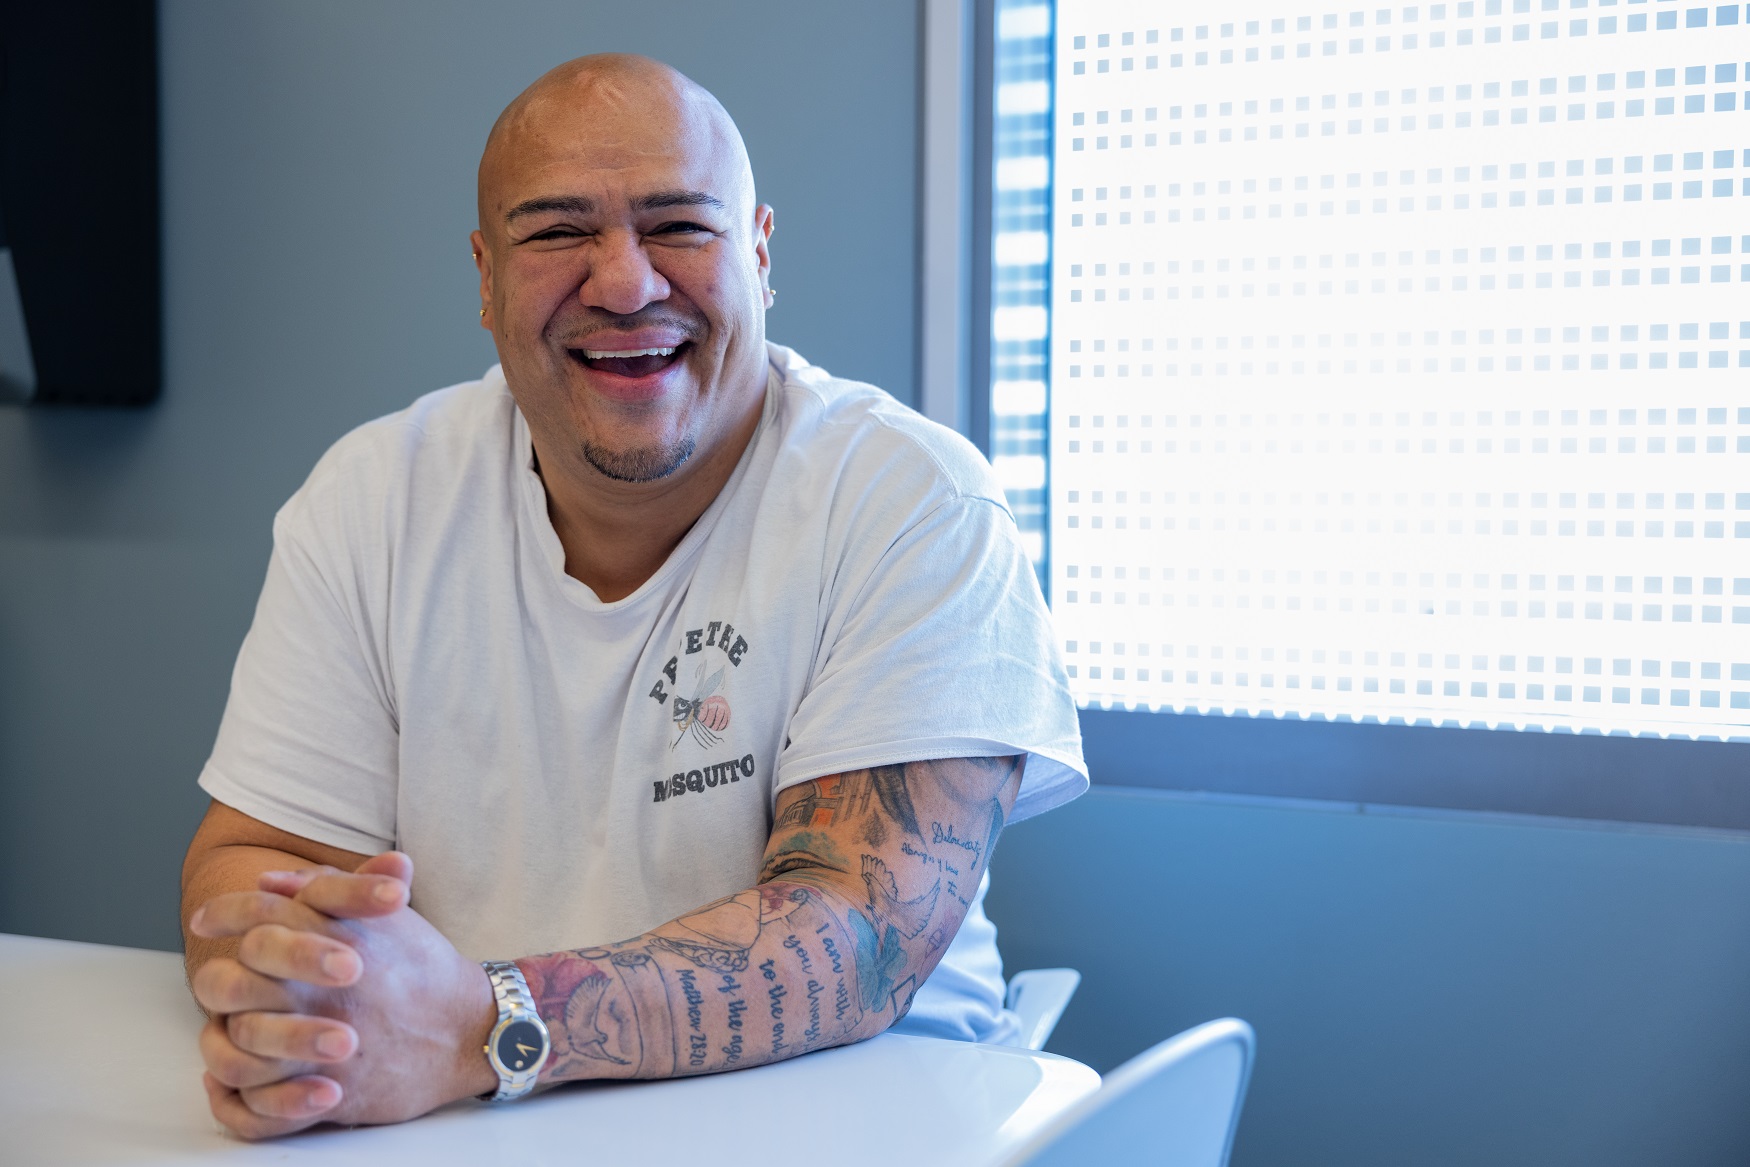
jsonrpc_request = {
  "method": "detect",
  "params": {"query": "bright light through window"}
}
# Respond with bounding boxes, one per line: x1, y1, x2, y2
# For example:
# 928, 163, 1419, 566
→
1045, 0, 1750, 740
991, 0, 1058, 572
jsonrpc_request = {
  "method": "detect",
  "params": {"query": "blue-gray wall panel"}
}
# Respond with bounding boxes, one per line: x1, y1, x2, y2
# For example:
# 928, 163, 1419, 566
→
988, 787, 1750, 1167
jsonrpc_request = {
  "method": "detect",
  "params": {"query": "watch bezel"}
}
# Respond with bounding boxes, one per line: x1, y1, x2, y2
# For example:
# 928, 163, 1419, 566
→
488, 1015, 550, 1080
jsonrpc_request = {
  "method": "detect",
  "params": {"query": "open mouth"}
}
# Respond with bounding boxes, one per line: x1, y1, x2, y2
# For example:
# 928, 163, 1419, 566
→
569, 343, 689, 379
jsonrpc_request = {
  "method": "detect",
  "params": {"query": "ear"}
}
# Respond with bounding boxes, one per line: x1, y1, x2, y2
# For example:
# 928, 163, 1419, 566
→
752, 204, 775, 304
470, 229, 493, 329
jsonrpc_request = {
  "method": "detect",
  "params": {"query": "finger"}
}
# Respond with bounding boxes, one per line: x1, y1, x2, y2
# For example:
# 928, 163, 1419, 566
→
237, 923, 362, 986
256, 866, 337, 897
192, 957, 299, 1015
355, 850, 413, 885
239, 1075, 344, 1123
200, 1017, 314, 1090
204, 1071, 336, 1140
292, 870, 407, 920
190, 890, 339, 940
205, 1072, 302, 1140
228, 1010, 357, 1064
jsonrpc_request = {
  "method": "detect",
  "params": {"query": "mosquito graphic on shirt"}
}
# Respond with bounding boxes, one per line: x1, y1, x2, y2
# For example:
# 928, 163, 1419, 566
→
672, 662, 731, 749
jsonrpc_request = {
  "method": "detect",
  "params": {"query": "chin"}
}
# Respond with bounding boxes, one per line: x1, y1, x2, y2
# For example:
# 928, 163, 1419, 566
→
579, 435, 697, 483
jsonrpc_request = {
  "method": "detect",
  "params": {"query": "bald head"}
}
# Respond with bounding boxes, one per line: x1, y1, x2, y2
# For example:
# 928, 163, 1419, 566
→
478, 54, 755, 231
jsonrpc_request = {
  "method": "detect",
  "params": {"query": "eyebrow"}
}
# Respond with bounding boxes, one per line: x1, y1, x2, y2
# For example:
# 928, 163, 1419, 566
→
504, 195, 594, 221
504, 189, 726, 222
633, 189, 727, 212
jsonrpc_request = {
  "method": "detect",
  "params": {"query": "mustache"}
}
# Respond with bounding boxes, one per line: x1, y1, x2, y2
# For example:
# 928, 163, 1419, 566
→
555, 307, 706, 346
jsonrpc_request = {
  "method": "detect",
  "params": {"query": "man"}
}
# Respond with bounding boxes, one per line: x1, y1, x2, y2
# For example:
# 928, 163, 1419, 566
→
181, 53, 1085, 1139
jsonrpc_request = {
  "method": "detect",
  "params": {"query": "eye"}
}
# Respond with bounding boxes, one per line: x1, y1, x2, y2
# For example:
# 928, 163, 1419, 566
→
652, 220, 712, 236
526, 226, 584, 241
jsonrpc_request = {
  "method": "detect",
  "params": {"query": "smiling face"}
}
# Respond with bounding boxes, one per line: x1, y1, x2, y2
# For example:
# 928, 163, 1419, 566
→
473, 57, 773, 485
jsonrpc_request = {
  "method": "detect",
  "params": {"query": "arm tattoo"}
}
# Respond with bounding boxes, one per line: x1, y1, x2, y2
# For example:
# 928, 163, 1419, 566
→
519, 755, 1023, 1084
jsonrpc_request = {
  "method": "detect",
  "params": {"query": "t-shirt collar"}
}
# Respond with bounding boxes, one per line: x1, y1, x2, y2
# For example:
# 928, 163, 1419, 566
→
506, 365, 781, 611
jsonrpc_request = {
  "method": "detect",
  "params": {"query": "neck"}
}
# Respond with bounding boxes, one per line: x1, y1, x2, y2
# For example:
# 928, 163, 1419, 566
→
532, 384, 765, 604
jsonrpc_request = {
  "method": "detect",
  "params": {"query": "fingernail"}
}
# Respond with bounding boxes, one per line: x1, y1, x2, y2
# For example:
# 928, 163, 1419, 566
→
260, 870, 292, 883
321, 950, 360, 981
315, 1029, 351, 1059
307, 1079, 341, 1109
189, 908, 206, 932
371, 881, 401, 904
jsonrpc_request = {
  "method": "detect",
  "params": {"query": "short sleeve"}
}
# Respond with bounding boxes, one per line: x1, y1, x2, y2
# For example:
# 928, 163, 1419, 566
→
775, 495, 1087, 822
198, 507, 400, 856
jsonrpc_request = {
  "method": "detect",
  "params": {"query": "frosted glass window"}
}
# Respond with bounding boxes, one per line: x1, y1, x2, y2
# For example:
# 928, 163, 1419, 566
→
1046, 0, 1750, 740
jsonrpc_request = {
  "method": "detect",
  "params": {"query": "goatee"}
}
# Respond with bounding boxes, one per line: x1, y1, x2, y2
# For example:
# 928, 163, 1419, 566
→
580, 436, 696, 483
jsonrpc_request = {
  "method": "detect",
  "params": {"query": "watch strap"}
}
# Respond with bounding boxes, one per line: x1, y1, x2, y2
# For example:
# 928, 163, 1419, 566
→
481, 960, 548, 1102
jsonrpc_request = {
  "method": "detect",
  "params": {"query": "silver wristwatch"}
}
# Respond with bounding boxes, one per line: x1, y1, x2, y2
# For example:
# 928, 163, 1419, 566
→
480, 960, 551, 1101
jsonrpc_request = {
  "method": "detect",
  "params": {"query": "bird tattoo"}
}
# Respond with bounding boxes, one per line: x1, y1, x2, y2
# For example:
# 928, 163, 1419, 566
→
561, 970, 631, 1065
859, 855, 939, 940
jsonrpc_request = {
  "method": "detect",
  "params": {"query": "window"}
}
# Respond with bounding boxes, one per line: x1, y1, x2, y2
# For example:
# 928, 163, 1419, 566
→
989, 0, 1057, 567
985, 0, 1750, 823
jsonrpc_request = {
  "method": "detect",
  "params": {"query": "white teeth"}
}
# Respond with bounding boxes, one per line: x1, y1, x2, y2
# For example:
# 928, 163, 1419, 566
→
581, 346, 678, 359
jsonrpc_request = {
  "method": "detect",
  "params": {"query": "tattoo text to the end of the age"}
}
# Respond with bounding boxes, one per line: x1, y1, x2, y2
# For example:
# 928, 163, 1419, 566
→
518, 755, 1022, 1086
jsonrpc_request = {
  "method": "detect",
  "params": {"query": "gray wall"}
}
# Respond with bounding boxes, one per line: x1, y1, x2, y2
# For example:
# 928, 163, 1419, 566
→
0, 0, 921, 948
988, 788, 1750, 1167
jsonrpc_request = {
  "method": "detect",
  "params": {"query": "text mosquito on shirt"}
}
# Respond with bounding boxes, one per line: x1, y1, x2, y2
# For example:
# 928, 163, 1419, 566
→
652, 754, 758, 803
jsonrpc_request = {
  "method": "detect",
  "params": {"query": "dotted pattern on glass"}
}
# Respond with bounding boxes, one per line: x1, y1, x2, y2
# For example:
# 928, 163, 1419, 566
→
992, 0, 1056, 583
1051, 0, 1750, 741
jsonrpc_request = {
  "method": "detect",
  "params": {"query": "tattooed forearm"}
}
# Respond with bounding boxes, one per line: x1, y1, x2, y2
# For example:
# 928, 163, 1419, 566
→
517, 756, 1023, 1085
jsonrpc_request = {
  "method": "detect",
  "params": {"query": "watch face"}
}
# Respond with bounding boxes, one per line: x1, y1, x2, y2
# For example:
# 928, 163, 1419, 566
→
495, 1019, 547, 1074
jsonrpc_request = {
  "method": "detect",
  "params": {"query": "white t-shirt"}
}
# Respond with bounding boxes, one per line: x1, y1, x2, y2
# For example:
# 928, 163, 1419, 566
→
200, 343, 1087, 1043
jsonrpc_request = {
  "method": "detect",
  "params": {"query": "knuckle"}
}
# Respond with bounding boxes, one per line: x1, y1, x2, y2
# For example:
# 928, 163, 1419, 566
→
225, 1011, 264, 1052
199, 1015, 230, 1046
231, 1106, 294, 1141
244, 1083, 318, 1122
195, 959, 242, 1009
235, 926, 276, 967
209, 1045, 256, 1087
204, 1046, 235, 1081
296, 931, 343, 971
240, 923, 312, 975
223, 890, 280, 926
237, 890, 287, 924
191, 962, 222, 1005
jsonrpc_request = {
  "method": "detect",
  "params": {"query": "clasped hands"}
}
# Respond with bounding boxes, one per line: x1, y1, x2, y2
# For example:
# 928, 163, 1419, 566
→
188, 853, 498, 1139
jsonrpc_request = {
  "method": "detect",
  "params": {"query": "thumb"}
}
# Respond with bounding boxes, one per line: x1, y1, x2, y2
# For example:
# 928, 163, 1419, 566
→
355, 850, 414, 888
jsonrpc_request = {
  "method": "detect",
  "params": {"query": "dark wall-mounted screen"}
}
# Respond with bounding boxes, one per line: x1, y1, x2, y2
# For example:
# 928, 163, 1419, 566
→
1, 2, 161, 406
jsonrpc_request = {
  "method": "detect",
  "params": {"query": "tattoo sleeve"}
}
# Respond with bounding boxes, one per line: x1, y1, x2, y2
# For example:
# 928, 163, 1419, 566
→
517, 756, 1024, 1084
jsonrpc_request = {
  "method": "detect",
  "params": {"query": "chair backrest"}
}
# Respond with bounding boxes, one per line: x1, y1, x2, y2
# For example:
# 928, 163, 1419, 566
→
998, 1018, 1256, 1167
1005, 968, 1083, 1051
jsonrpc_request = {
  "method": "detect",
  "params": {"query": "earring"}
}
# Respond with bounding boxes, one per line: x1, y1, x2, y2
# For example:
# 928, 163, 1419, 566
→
766, 287, 777, 300
479, 308, 486, 318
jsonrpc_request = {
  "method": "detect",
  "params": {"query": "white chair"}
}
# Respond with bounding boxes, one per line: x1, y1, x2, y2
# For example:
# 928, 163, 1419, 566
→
1005, 968, 1082, 1051
997, 1017, 1256, 1167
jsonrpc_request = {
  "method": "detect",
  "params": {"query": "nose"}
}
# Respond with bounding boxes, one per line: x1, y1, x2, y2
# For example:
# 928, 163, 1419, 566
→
581, 230, 670, 315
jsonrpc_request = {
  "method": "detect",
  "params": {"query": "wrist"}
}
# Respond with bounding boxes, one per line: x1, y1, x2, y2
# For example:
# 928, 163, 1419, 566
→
475, 959, 552, 1100
453, 961, 500, 1102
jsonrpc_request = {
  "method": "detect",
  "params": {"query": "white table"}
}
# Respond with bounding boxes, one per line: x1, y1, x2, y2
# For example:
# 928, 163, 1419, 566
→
1, 932, 1099, 1166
